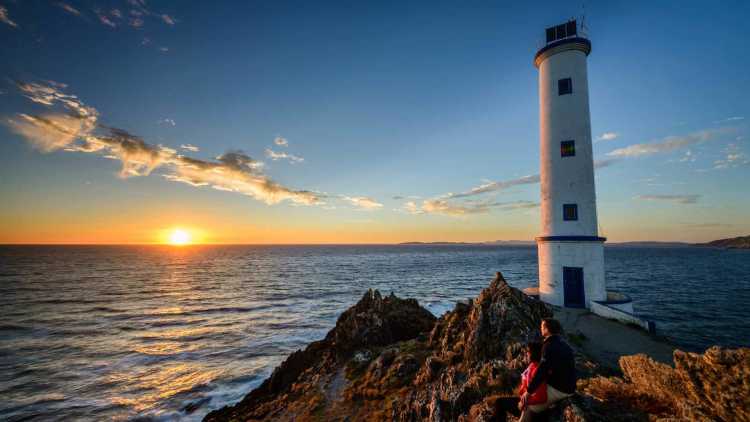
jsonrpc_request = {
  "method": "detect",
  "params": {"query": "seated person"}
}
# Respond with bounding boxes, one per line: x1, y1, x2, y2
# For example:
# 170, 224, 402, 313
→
520, 318, 577, 420
495, 341, 546, 422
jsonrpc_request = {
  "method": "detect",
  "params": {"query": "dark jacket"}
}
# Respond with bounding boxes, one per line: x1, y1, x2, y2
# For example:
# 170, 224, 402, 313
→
526, 334, 576, 395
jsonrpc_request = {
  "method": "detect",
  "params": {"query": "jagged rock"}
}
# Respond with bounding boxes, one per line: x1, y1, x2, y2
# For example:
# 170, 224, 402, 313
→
619, 347, 750, 421
395, 273, 552, 420
203, 272, 749, 422
203, 288, 435, 421
578, 347, 750, 422
327, 290, 437, 358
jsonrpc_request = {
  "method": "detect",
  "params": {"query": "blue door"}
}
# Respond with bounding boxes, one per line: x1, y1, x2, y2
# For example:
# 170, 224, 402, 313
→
563, 267, 585, 308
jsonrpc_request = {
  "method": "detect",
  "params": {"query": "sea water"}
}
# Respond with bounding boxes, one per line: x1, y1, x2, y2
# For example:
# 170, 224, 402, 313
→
1, 245, 748, 420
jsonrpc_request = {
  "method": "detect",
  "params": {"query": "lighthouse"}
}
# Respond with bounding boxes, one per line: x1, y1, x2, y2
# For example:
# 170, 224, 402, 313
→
534, 20, 606, 309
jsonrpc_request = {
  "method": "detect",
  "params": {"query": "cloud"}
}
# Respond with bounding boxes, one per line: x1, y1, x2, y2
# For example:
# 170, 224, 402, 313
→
634, 194, 700, 204
180, 144, 199, 152
7, 113, 94, 153
607, 128, 732, 158
57, 3, 81, 16
129, 17, 144, 28
274, 137, 288, 147
593, 158, 620, 169
95, 9, 117, 27
406, 198, 538, 217
432, 155, 619, 206
403, 201, 422, 214
343, 196, 383, 210
6, 81, 98, 152
5, 81, 325, 206
0, 5, 18, 28
265, 148, 304, 163
111, 9, 123, 19
714, 116, 744, 124
447, 174, 540, 199
159, 46, 169, 52
158, 118, 176, 126
713, 143, 749, 169
678, 149, 696, 163
161, 14, 176, 25
595, 132, 619, 142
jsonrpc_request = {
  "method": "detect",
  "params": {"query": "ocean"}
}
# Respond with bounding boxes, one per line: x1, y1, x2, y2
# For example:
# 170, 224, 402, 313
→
1, 244, 748, 421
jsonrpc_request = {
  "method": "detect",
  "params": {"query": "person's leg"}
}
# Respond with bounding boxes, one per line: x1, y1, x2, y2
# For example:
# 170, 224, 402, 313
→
518, 408, 537, 422
494, 397, 521, 422
519, 386, 573, 421
546, 385, 572, 403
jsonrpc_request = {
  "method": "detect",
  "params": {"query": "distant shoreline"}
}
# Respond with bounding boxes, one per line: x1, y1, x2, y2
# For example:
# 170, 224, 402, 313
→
1, 236, 747, 248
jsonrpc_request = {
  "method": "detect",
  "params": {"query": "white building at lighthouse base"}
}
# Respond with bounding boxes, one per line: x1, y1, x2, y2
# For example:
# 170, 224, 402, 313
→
537, 239, 605, 307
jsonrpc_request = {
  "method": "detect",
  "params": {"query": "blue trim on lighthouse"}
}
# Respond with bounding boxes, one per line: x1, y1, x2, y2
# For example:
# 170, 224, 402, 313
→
535, 235, 607, 242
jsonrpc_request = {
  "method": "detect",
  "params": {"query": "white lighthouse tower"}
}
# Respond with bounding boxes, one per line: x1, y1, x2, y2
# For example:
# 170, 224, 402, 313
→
534, 20, 606, 309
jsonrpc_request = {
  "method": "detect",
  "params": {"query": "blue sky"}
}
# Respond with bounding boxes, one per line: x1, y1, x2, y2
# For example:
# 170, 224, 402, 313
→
0, 0, 748, 243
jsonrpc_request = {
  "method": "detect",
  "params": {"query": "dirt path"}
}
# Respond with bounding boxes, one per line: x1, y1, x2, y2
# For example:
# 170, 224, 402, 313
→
554, 307, 676, 369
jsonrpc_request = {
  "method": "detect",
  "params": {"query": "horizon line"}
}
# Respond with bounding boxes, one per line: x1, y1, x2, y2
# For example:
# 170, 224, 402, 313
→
0, 240, 704, 246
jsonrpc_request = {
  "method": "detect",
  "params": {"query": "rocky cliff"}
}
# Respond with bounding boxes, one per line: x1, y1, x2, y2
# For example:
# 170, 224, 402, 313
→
204, 272, 749, 422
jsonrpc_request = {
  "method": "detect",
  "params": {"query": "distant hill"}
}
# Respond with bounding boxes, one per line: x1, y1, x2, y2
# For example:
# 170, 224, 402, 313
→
608, 241, 692, 248
398, 242, 474, 245
694, 235, 750, 249
398, 240, 535, 246
482, 240, 535, 246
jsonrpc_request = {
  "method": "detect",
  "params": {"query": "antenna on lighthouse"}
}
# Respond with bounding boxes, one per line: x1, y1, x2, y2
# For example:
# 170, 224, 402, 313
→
580, 3, 588, 37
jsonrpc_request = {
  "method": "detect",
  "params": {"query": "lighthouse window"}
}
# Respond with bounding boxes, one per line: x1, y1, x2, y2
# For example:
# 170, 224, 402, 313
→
546, 27, 556, 43
563, 204, 578, 221
561, 140, 576, 157
566, 21, 577, 37
555, 24, 567, 39
558, 78, 572, 95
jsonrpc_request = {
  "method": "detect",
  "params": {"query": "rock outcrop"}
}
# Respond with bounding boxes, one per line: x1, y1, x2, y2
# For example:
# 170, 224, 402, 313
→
204, 272, 750, 422
581, 347, 750, 421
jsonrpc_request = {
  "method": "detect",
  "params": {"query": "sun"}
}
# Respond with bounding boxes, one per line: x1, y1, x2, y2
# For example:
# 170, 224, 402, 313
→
168, 229, 192, 246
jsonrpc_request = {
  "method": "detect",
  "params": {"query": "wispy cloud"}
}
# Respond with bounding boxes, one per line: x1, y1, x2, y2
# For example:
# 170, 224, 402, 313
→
265, 148, 304, 163
159, 46, 169, 52
5, 81, 325, 206
443, 159, 615, 201
0, 5, 18, 28
595, 132, 619, 142
129, 17, 144, 28
180, 144, 199, 152
678, 149, 696, 162
57, 2, 81, 16
405, 198, 538, 217
714, 116, 744, 124
634, 194, 701, 204
274, 136, 288, 147
713, 143, 749, 169
607, 128, 733, 158
160, 14, 176, 25
342, 196, 383, 210
594, 158, 620, 169
446, 174, 540, 199
158, 118, 176, 126
95, 9, 117, 28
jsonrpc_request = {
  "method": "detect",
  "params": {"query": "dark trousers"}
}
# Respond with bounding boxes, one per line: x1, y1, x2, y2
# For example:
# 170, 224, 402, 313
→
495, 397, 549, 422
495, 397, 521, 422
